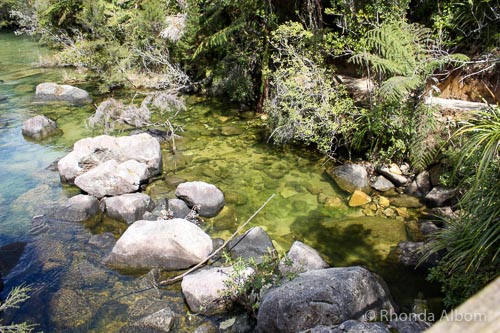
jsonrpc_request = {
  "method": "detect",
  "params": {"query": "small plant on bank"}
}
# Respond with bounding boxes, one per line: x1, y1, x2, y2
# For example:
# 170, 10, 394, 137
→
217, 250, 294, 316
0, 284, 35, 333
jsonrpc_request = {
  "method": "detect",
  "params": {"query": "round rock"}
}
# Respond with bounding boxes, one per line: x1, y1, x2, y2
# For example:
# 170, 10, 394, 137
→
104, 219, 213, 270
175, 181, 225, 217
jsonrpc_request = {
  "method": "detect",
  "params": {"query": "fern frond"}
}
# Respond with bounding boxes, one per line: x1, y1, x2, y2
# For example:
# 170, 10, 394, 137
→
193, 21, 245, 59
378, 75, 422, 102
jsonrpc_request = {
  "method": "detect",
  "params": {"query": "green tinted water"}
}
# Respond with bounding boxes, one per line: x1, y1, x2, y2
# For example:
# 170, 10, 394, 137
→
0, 32, 440, 331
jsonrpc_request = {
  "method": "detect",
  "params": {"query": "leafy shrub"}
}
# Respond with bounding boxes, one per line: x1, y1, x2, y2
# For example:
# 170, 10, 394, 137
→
265, 22, 356, 156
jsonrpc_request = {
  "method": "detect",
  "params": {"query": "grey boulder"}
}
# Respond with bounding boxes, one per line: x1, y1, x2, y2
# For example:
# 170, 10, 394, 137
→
58, 133, 162, 184
53, 194, 100, 222
256, 266, 396, 333
279, 241, 329, 275
168, 198, 191, 218
22, 115, 61, 140
74, 159, 148, 198
227, 227, 275, 264
327, 164, 371, 194
424, 186, 456, 207
105, 219, 213, 270
103, 193, 154, 224
35, 82, 91, 105
175, 181, 225, 217
377, 167, 409, 186
395, 241, 440, 268
181, 266, 254, 315
371, 176, 395, 192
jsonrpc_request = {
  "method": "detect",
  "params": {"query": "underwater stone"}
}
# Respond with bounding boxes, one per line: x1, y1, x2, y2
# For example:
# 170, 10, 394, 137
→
54, 194, 100, 222
22, 115, 61, 140
349, 190, 372, 207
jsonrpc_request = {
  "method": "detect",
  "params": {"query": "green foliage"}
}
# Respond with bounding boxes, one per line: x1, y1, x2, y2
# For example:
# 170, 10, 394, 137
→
423, 105, 500, 308
323, 0, 411, 56
427, 261, 498, 308
219, 251, 291, 316
348, 20, 468, 162
0, 284, 35, 333
265, 22, 356, 155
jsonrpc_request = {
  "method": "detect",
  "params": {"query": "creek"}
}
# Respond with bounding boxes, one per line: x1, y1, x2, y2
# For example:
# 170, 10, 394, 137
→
0, 32, 441, 332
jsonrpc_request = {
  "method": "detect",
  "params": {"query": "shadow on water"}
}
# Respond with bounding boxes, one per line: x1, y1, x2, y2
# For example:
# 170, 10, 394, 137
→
289, 209, 443, 313
289, 209, 384, 269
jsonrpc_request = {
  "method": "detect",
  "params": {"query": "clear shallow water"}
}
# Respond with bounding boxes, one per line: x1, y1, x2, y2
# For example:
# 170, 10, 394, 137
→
0, 32, 441, 331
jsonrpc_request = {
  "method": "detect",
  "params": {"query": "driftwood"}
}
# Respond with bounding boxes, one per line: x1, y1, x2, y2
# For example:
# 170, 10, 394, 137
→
159, 194, 275, 286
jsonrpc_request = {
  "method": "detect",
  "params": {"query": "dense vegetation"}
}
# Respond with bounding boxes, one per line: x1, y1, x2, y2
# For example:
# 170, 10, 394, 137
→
1, 0, 499, 309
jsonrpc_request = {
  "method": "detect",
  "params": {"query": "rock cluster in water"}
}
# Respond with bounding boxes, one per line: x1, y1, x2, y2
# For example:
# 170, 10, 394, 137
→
327, 162, 457, 269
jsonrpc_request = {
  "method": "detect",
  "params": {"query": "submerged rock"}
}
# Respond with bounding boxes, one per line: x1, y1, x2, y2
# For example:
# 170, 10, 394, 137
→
22, 115, 61, 140
105, 219, 213, 270
103, 193, 155, 224
389, 195, 423, 208
123, 307, 176, 333
58, 133, 162, 184
279, 241, 329, 275
35, 82, 91, 105
181, 266, 254, 315
327, 164, 371, 194
348, 190, 372, 207
226, 226, 275, 264
256, 267, 396, 332
53, 194, 100, 222
175, 181, 225, 217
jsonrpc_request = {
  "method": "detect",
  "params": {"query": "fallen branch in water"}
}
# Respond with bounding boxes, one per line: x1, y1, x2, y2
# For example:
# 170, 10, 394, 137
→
159, 194, 275, 286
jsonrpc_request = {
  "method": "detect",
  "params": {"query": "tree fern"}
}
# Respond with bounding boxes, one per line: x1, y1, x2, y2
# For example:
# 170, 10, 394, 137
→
193, 21, 245, 59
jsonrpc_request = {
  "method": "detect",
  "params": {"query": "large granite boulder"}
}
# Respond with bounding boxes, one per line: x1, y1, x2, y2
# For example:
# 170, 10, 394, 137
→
104, 219, 213, 270
279, 241, 329, 276
181, 266, 254, 315
53, 194, 100, 222
227, 227, 275, 264
175, 181, 225, 217
256, 267, 396, 332
103, 193, 155, 224
327, 164, 371, 194
22, 115, 61, 140
58, 133, 162, 184
35, 82, 91, 105
74, 159, 148, 198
